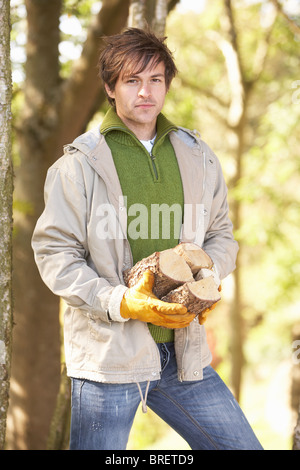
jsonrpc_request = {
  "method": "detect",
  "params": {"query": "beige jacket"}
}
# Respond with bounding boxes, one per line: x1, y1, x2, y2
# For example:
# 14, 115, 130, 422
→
32, 125, 238, 383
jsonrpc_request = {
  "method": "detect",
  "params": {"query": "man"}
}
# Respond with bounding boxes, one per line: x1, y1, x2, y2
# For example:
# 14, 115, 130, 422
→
32, 28, 263, 450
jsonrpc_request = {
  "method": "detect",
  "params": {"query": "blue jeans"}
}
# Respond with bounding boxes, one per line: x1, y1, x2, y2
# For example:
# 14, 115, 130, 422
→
70, 342, 263, 450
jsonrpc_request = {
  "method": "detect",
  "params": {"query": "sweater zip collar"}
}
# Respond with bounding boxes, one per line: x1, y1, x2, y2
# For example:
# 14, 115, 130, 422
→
100, 107, 178, 150
100, 108, 178, 181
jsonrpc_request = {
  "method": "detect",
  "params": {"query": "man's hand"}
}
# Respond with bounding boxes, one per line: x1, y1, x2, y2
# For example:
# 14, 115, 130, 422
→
198, 302, 218, 325
120, 270, 195, 328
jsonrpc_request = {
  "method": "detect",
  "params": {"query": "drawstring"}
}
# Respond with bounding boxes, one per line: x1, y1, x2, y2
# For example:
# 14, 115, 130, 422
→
136, 381, 150, 413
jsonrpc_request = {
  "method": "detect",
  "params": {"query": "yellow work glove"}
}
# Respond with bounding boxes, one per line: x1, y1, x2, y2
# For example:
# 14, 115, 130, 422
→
120, 270, 195, 328
198, 302, 218, 325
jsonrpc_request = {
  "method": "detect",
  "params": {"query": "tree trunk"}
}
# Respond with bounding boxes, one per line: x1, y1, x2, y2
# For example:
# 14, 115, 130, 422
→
46, 365, 71, 451
209, 0, 248, 400
152, 0, 169, 37
228, 106, 246, 402
46, 302, 71, 450
293, 406, 300, 450
0, 0, 13, 450
128, 0, 148, 30
292, 324, 300, 450
128, 0, 179, 35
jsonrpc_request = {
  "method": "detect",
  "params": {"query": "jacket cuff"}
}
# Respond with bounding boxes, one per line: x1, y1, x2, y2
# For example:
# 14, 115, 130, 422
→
107, 284, 129, 322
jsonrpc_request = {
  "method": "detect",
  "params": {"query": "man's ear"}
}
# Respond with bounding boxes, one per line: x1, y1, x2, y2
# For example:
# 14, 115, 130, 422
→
105, 83, 115, 99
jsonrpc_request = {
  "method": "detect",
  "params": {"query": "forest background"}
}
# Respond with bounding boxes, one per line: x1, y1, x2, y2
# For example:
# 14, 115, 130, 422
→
0, 0, 299, 450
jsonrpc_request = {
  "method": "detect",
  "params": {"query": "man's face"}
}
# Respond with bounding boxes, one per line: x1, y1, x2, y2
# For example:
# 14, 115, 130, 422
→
105, 60, 168, 140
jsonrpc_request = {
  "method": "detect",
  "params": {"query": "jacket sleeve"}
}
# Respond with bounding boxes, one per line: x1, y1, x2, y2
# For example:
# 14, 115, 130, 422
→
202, 146, 239, 280
31, 161, 128, 323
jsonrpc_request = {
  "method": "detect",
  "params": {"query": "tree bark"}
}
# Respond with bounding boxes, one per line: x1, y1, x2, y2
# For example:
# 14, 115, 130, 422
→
161, 277, 221, 319
46, 302, 71, 450
291, 324, 300, 450
293, 405, 300, 450
152, 0, 168, 37
128, 0, 148, 30
46, 364, 71, 451
128, 0, 180, 36
0, 0, 13, 450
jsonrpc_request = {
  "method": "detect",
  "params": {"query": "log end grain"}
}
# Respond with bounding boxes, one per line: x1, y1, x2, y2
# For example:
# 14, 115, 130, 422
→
161, 276, 221, 316
173, 242, 213, 273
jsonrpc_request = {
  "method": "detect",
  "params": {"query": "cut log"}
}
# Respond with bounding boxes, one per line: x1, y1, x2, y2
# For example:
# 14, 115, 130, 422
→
123, 249, 194, 298
161, 276, 221, 317
173, 242, 213, 274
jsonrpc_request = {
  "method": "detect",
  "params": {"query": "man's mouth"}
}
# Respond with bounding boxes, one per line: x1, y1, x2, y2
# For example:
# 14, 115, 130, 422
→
135, 103, 155, 108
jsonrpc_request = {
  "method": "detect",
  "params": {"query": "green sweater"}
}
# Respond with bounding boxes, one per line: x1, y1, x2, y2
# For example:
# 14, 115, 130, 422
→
101, 108, 184, 342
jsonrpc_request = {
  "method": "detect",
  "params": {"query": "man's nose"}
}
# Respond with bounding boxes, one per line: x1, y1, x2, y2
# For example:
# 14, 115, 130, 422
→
138, 83, 151, 99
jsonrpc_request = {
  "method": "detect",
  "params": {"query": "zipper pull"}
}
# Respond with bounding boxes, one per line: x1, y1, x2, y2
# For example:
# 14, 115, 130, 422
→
150, 151, 158, 180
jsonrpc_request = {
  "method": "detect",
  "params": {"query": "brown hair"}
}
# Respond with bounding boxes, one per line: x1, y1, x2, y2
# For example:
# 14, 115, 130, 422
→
98, 27, 177, 106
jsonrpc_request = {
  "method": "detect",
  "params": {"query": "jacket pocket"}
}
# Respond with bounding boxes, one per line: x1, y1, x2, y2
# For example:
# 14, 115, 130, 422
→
88, 317, 111, 342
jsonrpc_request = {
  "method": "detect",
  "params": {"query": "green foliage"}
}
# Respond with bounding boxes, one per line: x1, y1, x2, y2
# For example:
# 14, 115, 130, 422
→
63, 0, 100, 17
